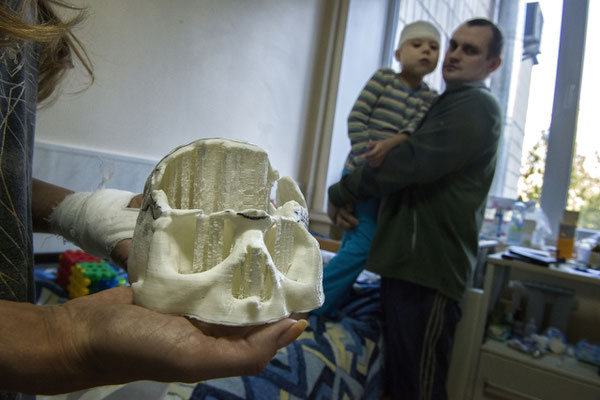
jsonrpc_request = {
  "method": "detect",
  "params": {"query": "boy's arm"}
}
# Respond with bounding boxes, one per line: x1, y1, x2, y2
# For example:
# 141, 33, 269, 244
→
329, 89, 502, 206
403, 90, 439, 135
346, 69, 391, 157
363, 90, 438, 167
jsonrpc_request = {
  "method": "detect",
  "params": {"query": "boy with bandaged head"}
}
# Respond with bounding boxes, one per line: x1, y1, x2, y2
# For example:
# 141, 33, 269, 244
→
316, 21, 441, 316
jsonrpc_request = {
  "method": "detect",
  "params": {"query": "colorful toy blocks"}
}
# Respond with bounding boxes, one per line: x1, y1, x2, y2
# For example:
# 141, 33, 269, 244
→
57, 250, 101, 289
57, 250, 127, 298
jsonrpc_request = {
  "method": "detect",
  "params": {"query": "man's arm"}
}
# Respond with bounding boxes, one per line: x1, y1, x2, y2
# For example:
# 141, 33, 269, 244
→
327, 201, 359, 231
0, 287, 307, 395
329, 88, 502, 205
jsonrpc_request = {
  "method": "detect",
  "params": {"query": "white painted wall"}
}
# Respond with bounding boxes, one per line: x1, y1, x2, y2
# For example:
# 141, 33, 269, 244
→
35, 0, 327, 180
325, 0, 389, 199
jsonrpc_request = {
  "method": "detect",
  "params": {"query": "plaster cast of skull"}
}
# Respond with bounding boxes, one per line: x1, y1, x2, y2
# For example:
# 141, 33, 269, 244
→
128, 138, 323, 326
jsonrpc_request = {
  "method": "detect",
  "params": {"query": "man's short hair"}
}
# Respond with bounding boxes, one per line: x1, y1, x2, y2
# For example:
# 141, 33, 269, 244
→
466, 18, 504, 59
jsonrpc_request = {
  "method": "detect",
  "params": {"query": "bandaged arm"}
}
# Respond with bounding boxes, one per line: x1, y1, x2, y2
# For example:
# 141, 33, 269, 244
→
33, 179, 139, 261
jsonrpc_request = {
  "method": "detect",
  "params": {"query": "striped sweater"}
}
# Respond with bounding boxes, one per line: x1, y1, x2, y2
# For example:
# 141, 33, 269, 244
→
344, 68, 438, 171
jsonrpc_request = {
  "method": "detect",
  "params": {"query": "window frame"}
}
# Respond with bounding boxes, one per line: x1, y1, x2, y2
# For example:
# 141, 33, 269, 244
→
539, 0, 589, 236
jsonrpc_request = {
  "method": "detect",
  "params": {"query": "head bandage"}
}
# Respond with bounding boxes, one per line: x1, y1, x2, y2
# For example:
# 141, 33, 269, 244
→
398, 20, 440, 50
127, 138, 324, 326
49, 189, 139, 260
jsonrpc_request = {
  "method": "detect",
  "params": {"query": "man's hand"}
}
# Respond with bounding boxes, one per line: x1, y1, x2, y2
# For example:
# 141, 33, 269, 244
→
327, 201, 359, 231
0, 287, 307, 395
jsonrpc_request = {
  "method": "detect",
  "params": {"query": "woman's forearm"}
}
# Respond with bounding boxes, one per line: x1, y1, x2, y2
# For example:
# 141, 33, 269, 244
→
0, 300, 79, 394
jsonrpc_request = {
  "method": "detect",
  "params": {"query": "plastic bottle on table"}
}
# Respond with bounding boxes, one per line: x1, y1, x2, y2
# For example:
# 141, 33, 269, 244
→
524, 318, 537, 337
506, 201, 526, 245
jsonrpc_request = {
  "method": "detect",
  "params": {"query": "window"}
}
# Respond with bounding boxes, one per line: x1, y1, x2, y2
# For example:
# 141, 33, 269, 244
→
568, 0, 600, 232
516, 0, 598, 236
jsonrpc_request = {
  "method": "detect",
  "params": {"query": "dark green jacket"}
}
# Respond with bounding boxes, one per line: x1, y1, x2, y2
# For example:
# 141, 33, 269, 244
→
328, 82, 502, 301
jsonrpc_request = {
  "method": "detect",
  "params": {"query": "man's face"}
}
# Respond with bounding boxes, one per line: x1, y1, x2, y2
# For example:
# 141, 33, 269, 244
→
442, 24, 501, 86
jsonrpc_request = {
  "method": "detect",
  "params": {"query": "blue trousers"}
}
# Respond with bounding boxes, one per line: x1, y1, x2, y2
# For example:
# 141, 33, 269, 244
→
313, 196, 379, 316
381, 278, 461, 400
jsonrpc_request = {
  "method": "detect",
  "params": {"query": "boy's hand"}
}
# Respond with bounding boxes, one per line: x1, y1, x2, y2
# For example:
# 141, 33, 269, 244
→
364, 133, 410, 167
364, 140, 393, 167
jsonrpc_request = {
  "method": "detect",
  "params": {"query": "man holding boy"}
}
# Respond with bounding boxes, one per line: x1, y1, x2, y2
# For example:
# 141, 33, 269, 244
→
328, 19, 503, 399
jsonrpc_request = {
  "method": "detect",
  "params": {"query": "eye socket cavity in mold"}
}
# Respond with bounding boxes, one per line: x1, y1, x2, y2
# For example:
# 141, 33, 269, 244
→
128, 138, 323, 326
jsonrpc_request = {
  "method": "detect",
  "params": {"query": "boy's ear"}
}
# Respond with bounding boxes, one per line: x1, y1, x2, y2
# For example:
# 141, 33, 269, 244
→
394, 48, 402, 63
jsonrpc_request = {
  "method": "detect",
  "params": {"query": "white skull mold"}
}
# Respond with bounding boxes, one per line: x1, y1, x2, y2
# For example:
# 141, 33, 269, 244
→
128, 138, 324, 326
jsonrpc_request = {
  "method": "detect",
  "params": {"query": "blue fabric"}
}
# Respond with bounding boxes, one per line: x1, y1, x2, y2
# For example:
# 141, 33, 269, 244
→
191, 278, 384, 400
34, 261, 385, 400
313, 193, 379, 317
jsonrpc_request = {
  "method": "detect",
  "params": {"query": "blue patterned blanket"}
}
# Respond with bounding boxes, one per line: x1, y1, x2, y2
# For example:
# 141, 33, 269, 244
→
35, 267, 384, 400
190, 279, 384, 400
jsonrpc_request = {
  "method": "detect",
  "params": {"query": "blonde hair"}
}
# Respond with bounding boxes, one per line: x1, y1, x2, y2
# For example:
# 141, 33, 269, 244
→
0, 0, 93, 104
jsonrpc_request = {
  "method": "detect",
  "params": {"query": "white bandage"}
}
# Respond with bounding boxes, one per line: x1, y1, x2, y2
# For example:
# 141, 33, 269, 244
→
49, 189, 139, 260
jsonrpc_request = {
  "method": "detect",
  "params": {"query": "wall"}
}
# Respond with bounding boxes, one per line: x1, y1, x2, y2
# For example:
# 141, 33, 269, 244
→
326, 0, 390, 193
33, 142, 157, 253
33, 0, 335, 252
35, 0, 330, 181
306, 0, 390, 238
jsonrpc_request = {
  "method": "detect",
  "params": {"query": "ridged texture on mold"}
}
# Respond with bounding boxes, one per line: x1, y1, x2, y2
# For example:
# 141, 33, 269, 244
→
154, 139, 279, 213
128, 138, 323, 326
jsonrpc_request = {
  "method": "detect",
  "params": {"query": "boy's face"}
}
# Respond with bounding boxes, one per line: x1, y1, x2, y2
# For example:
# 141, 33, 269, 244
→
442, 23, 501, 86
395, 38, 440, 78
